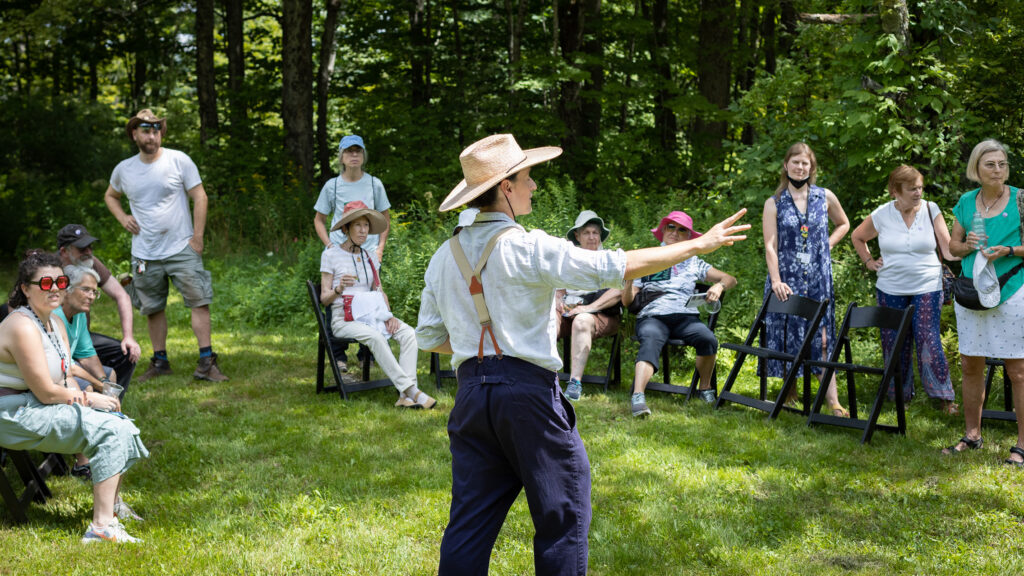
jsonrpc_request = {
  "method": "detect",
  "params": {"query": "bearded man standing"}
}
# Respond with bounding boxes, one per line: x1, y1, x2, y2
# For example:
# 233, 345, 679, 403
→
104, 109, 228, 382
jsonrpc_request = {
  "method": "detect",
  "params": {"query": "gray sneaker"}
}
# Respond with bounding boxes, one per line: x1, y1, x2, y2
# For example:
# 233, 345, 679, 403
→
565, 379, 583, 401
698, 388, 717, 404
631, 392, 651, 418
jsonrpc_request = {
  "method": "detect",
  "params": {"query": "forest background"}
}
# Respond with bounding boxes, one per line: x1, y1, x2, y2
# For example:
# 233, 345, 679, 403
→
2, 0, 1024, 331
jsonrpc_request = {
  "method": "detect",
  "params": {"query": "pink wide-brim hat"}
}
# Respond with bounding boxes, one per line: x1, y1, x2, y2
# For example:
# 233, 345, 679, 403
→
440, 134, 562, 212
652, 211, 702, 241
331, 200, 388, 234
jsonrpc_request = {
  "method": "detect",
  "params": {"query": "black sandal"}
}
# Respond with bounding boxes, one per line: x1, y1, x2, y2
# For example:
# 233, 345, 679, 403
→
942, 436, 983, 455
1005, 446, 1024, 468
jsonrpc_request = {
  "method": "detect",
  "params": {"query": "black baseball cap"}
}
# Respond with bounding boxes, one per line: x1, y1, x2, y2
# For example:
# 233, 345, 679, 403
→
57, 224, 99, 249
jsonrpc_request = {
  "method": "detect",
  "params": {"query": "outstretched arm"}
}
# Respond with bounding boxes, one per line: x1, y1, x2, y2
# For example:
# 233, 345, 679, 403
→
623, 209, 749, 281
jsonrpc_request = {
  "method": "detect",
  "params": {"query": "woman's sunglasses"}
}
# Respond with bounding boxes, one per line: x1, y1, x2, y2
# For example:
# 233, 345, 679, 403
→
27, 276, 70, 291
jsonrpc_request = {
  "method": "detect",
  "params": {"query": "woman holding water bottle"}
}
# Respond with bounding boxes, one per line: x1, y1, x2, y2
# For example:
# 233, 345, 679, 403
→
622, 210, 737, 415
850, 165, 959, 414
944, 139, 1024, 465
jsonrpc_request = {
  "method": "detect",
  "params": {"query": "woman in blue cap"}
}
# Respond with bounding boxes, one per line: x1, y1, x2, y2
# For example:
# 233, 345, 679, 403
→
314, 134, 392, 375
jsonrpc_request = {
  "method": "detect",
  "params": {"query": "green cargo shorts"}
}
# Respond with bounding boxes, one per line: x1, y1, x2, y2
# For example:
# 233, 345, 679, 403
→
128, 244, 214, 316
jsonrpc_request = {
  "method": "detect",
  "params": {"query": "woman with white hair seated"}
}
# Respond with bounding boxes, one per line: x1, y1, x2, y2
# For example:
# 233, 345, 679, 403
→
555, 210, 622, 400
0, 251, 148, 543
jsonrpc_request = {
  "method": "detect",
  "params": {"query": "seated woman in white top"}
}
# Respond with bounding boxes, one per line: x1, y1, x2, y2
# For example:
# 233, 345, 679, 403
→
0, 251, 148, 543
319, 201, 434, 408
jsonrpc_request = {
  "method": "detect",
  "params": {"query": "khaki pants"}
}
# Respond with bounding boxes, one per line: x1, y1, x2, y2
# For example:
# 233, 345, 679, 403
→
330, 317, 418, 394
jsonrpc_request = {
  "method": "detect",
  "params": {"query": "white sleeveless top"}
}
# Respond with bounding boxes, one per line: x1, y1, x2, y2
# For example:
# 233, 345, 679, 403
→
0, 307, 67, 391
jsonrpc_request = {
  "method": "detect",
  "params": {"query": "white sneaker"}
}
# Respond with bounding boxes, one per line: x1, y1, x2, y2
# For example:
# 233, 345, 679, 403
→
114, 499, 144, 522
81, 518, 141, 544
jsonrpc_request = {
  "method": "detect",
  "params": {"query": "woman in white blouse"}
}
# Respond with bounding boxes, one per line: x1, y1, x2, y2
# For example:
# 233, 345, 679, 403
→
851, 165, 958, 414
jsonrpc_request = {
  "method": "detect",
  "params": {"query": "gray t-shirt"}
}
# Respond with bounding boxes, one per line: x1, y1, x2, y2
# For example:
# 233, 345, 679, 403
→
109, 148, 202, 261
313, 173, 391, 253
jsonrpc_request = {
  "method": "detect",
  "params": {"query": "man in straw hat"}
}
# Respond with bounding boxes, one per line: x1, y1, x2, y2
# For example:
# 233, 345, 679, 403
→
416, 133, 749, 574
319, 201, 434, 408
104, 108, 229, 383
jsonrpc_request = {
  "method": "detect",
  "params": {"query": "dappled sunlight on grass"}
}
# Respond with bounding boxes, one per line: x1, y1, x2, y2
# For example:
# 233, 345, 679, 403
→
3, 287, 1024, 573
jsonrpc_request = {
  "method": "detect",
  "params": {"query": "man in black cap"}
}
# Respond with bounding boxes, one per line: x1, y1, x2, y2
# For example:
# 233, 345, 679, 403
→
57, 223, 140, 395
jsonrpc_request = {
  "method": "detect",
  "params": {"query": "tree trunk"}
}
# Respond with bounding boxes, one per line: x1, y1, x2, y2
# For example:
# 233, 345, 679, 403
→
225, 0, 247, 137
317, 0, 344, 181
281, 0, 315, 187
451, 0, 465, 146
506, 0, 526, 98
878, 0, 909, 49
761, 3, 777, 74
650, 0, 675, 151
410, 0, 429, 107
778, 0, 798, 56
692, 0, 734, 168
196, 0, 219, 145
556, 0, 602, 194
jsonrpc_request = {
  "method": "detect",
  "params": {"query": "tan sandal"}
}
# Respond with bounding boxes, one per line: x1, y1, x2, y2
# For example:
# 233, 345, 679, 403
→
395, 396, 417, 408
408, 390, 436, 410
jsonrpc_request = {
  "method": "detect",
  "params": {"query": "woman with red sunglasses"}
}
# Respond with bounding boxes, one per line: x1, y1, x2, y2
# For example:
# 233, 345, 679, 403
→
0, 251, 149, 543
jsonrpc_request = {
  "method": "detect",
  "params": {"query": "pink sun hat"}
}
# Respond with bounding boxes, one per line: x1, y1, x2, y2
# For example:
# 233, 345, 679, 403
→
652, 211, 702, 241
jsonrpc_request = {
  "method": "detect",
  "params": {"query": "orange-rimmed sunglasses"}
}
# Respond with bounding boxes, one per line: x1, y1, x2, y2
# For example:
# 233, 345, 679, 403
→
27, 276, 70, 291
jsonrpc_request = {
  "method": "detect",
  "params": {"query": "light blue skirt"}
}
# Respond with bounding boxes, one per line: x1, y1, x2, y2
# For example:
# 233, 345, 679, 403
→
0, 393, 149, 483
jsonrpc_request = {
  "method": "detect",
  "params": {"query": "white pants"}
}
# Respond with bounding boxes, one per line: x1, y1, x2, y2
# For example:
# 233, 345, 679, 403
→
331, 317, 419, 394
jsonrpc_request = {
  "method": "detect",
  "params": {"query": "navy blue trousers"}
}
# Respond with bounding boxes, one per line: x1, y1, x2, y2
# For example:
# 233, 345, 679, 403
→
439, 356, 590, 576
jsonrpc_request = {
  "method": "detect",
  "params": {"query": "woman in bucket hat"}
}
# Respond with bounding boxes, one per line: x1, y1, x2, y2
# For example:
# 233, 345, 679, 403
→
623, 210, 737, 414
555, 210, 620, 400
320, 201, 434, 409
416, 133, 750, 574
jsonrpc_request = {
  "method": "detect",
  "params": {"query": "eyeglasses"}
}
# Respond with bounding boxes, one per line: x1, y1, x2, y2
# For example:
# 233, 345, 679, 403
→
664, 223, 688, 233
982, 161, 1009, 170
27, 276, 70, 291
76, 286, 101, 299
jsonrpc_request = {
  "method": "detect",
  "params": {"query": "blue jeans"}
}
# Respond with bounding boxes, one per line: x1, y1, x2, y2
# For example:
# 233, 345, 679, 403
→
440, 356, 590, 575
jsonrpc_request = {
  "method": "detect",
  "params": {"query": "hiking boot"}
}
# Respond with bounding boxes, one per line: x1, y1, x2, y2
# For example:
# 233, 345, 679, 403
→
81, 518, 141, 544
565, 378, 583, 401
137, 357, 172, 383
193, 353, 229, 382
631, 392, 651, 418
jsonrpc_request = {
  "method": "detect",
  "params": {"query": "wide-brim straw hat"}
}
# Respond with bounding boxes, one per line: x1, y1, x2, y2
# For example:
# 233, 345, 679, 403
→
331, 200, 388, 234
566, 210, 610, 245
126, 108, 167, 139
440, 134, 562, 212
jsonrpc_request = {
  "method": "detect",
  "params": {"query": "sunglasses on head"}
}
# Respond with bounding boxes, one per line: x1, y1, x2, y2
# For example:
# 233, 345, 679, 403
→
138, 122, 161, 130
27, 276, 70, 291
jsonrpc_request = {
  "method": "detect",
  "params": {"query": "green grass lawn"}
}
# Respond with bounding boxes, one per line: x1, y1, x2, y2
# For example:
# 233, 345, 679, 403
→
2, 291, 1024, 575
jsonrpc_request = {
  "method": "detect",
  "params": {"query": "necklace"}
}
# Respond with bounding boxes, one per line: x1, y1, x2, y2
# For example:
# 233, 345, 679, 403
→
980, 186, 1006, 215
23, 306, 68, 380
345, 244, 370, 284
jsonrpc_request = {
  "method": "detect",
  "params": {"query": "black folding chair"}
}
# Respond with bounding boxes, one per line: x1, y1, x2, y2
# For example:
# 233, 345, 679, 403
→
306, 280, 393, 400
715, 293, 828, 418
982, 358, 1017, 423
430, 352, 457, 390
629, 283, 721, 400
0, 449, 52, 523
805, 303, 914, 443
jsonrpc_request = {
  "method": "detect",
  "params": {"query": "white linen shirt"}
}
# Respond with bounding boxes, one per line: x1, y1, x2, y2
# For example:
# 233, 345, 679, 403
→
416, 213, 627, 372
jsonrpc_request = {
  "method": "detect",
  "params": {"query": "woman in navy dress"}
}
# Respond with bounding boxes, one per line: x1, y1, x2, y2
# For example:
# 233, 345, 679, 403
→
762, 142, 850, 416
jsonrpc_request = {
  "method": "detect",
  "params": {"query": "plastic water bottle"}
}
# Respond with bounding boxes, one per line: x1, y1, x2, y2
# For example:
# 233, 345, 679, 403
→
972, 210, 988, 250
